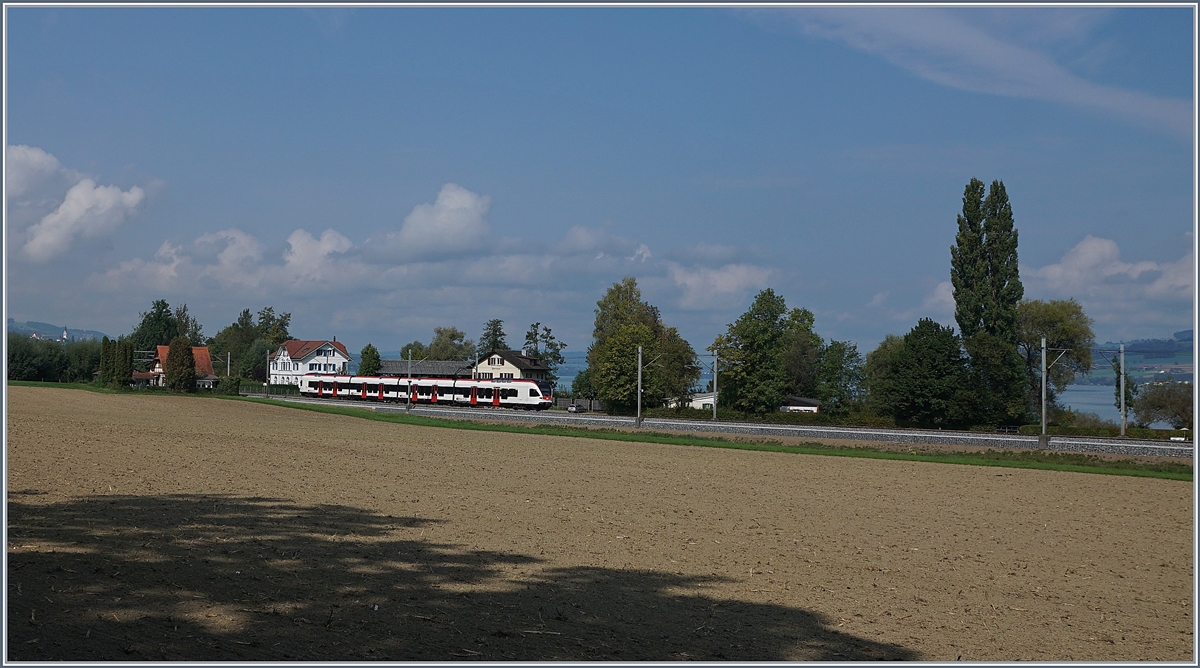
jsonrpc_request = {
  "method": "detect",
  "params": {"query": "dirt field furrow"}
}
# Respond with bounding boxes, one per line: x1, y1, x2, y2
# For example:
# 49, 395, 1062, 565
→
5, 387, 1194, 661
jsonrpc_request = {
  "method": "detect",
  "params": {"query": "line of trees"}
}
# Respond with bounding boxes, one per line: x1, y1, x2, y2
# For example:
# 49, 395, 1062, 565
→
8, 177, 1190, 424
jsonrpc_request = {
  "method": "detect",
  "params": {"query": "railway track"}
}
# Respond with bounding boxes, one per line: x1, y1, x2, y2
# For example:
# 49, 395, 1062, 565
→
258, 394, 1194, 459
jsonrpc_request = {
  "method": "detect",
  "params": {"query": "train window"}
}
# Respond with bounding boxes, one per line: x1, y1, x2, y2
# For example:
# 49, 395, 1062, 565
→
529, 388, 538, 397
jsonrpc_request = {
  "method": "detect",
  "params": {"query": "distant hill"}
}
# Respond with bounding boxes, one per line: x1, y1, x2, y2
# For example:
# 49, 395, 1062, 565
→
7, 318, 108, 341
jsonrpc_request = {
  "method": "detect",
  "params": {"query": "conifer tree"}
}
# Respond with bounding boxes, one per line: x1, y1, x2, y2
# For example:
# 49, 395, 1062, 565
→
950, 178, 1026, 425
359, 343, 381, 376
97, 337, 113, 385
479, 319, 507, 354
164, 336, 196, 392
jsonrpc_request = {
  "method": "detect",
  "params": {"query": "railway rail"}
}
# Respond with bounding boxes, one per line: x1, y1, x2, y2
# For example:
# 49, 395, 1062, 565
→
259, 394, 1194, 459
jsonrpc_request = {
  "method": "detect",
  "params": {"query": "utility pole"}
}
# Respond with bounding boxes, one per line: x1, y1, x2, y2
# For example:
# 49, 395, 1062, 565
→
1120, 343, 1126, 436
636, 345, 643, 428
227, 352, 231, 377
712, 353, 718, 421
265, 349, 270, 398
407, 349, 413, 413
1041, 337, 1047, 436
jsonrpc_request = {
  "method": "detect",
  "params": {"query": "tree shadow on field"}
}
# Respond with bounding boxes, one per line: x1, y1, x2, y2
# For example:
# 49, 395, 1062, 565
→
7, 493, 918, 661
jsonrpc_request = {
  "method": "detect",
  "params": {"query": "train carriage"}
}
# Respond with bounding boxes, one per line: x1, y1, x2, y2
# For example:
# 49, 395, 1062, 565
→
299, 373, 552, 410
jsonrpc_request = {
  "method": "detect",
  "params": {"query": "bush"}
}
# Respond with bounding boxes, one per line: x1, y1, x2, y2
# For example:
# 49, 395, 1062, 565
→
218, 376, 245, 396
642, 405, 896, 428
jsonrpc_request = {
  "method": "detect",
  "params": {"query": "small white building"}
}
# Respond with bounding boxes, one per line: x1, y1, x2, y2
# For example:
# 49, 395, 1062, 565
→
667, 392, 716, 410
472, 350, 551, 381
779, 396, 821, 413
270, 340, 351, 385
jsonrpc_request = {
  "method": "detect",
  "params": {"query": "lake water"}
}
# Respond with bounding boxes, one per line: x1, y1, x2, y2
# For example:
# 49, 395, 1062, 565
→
1056, 384, 1122, 423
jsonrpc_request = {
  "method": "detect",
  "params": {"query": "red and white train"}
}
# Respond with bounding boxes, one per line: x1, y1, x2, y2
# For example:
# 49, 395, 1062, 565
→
298, 373, 554, 410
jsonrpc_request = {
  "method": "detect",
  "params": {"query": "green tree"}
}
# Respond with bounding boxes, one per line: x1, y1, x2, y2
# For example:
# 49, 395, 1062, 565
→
112, 340, 134, 388
710, 289, 824, 414
592, 324, 656, 413
428, 326, 475, 361
950, 178, 1025, 425
523, 322, 567, 384
399, 340, 428, 361
164, 336, 196, 391
584, 278, 698, 413
1016, 299, 1095, 419
592, 277, 661, 348
1114, 364, 1138, 415
256, 306, 292, 347
173, 303, 205, 346
6, 334, 66, 382
62, 339, 102, 383
479, 319, 507, 354
209, 307, 291, 376
863, 334, 904, 415
128, 299, 178, 354
873, 319, 973, 428
235, 338, 274, 382
1132, 376, 1192, 429
359, 343, 381, 376
814, 340, 866, 415
571, 367, 597, 400
97, 336, 114, 385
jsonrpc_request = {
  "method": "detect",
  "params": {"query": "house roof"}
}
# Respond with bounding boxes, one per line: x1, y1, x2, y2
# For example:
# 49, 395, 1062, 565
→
477, 349, 550, 372
377, 359, 474, 378
272, 339, 350, 361
155, 345, 215, 375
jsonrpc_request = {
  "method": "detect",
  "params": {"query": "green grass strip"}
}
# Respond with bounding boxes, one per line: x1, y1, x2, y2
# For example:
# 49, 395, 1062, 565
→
219, 394, 1191, 481
9, 382, 1192, 481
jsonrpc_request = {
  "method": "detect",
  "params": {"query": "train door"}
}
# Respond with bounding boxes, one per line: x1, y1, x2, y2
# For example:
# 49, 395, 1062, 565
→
361, 382, 367, 399
492, 385, 500, 406
431, 384, 438, 403
410, 382, 417, 404
378, 381, 385, 401
317, 380, 323, 397
470, 385, 477, 406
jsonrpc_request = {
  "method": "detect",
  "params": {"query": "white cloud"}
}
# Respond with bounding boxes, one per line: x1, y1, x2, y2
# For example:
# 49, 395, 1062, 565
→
6, 144, 63, 198
922, 281, 956, 318
866, 291, 890, 308
668, 262, 772, 310
22, 178, 145, 262
782, 8, 1191, 138
367, 183, 492, 262
1025, 235, 1194, 303
893, 281, 956, 327
552, 224, 641, 259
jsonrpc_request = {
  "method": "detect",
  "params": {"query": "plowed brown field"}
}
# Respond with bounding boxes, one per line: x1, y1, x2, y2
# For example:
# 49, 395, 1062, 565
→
6, 386, 1194, 661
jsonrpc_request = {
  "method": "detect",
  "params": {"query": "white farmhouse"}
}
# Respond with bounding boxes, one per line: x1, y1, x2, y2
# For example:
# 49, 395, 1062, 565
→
472, 349, 551, 381
270, 339, 351, 385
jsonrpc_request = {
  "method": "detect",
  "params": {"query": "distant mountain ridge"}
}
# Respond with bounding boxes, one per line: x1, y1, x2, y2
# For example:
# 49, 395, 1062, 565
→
7, 318, 107, 341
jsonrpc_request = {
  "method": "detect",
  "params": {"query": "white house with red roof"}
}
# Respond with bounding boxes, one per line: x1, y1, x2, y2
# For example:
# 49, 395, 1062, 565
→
270, 339, 351, 386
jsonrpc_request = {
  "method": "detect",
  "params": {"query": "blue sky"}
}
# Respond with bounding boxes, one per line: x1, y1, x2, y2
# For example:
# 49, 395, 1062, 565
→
4, 5, 1195, 358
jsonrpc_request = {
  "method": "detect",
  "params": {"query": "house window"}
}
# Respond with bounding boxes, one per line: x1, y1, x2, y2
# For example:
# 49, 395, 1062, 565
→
490, 357, 501, 366
500, 373, 513, 379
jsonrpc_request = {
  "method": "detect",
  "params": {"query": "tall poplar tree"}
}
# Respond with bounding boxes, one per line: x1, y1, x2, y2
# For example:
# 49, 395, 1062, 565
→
97, 336, 113, 385
950, 178, 1026, 425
